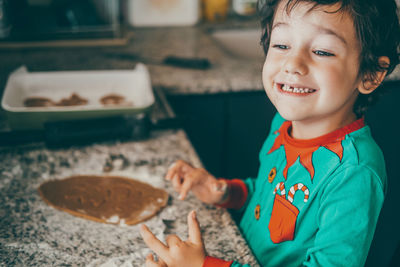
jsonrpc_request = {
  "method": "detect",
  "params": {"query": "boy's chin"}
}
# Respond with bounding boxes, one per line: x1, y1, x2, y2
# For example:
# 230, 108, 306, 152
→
275, 108, 301, 122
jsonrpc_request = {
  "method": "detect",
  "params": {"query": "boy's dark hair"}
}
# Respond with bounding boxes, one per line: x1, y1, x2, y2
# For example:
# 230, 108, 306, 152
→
257, 0, 400, 116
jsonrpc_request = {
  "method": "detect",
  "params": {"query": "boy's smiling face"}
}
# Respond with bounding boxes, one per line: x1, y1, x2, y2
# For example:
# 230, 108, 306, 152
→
263, 0, 364, 138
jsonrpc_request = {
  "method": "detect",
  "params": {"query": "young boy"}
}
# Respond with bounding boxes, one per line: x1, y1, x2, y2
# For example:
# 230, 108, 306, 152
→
140, 0, 400, 266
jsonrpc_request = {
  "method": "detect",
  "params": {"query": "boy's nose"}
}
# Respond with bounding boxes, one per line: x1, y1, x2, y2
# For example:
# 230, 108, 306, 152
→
283, 50, 308, 76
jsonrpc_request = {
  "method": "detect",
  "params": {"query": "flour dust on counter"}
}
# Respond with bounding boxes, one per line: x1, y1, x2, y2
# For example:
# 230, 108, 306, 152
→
0, 130, 259, 266
38, 175, 169, 226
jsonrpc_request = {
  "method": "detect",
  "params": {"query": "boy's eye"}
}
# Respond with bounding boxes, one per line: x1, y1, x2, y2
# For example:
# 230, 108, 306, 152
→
272, 44, 289, 50
313, 50, 335, 57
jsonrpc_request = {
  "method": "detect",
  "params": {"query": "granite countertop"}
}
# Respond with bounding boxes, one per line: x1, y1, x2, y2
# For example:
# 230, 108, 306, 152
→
130, 22, 265, 94
0, 129, 259, 266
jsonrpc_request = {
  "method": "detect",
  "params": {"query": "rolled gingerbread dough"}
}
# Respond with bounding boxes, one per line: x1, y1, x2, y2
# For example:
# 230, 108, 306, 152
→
38, 175, 168, 225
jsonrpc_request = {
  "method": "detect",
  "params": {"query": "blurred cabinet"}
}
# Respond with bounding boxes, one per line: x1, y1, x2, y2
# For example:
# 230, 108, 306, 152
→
6, 0, 121, 41
364, 81, 400, 267
167, 91, 276, 179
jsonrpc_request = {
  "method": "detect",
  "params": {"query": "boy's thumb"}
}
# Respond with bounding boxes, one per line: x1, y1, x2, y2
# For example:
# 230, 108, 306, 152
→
188, 210, 202, 245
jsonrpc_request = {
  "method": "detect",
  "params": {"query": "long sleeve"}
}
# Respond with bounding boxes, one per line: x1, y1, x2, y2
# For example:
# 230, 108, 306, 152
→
202, 256, 252, 267
216, 179, 248, 210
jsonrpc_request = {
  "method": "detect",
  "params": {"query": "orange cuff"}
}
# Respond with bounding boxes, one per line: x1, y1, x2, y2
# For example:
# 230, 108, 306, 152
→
203, 256, 233, 267
216, 179, 248, 210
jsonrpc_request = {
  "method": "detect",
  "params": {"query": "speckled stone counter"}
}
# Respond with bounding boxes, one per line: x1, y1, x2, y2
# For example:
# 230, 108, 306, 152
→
0, 130, 259, 266
130, 26, 265, 94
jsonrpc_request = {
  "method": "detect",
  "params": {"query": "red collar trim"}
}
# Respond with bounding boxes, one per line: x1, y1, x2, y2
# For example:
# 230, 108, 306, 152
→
268, 118, 365, 181
281, 117, 365, 148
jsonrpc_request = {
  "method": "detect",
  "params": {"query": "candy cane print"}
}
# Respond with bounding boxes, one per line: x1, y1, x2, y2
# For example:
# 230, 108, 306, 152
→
273, 182, 286, 196
287, 183, 309, 203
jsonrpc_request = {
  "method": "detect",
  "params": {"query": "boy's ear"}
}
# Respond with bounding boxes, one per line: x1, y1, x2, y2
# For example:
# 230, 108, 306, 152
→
357, 56, 390, 94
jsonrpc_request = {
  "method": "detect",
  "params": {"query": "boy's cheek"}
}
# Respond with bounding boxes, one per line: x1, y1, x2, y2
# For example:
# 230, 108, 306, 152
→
319, 65, 355, 89
262, 68, 273, 90
263, 53, 285, 76
262, 62, 277, 85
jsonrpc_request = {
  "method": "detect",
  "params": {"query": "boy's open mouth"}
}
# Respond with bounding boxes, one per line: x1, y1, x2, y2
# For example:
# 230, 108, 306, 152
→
277, 83, 317, 94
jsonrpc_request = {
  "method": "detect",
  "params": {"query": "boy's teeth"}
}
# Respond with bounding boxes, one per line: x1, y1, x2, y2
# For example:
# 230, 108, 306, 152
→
281, 84, 314, 93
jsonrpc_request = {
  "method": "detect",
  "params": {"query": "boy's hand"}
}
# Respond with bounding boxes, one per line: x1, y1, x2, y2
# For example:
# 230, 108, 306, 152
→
140, 210, 206, 267
165, 160, 227, 204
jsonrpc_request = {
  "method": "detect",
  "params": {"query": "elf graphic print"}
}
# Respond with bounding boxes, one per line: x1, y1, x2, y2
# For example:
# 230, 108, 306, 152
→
266, 120, 346, 243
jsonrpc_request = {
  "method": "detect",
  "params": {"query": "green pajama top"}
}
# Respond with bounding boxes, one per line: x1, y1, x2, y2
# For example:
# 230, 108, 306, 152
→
204, 113, 386, 267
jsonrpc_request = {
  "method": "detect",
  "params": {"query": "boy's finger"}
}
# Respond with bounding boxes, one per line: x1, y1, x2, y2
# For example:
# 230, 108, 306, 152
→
175, 160, 194, 176
179, 179, 193, 200
187, 210, 203, 245
165, 162, 178, 180
158, 256, 167, 267
166, 234, 181, 247
180, 161, 194, 173
140, 225, 169, 261
145, 254, 158, 267
146, 254, 167, 267
171, 173, 183, 192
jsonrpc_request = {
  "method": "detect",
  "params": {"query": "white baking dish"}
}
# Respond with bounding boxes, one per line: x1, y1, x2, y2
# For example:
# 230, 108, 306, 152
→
1, 64, 155, 130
